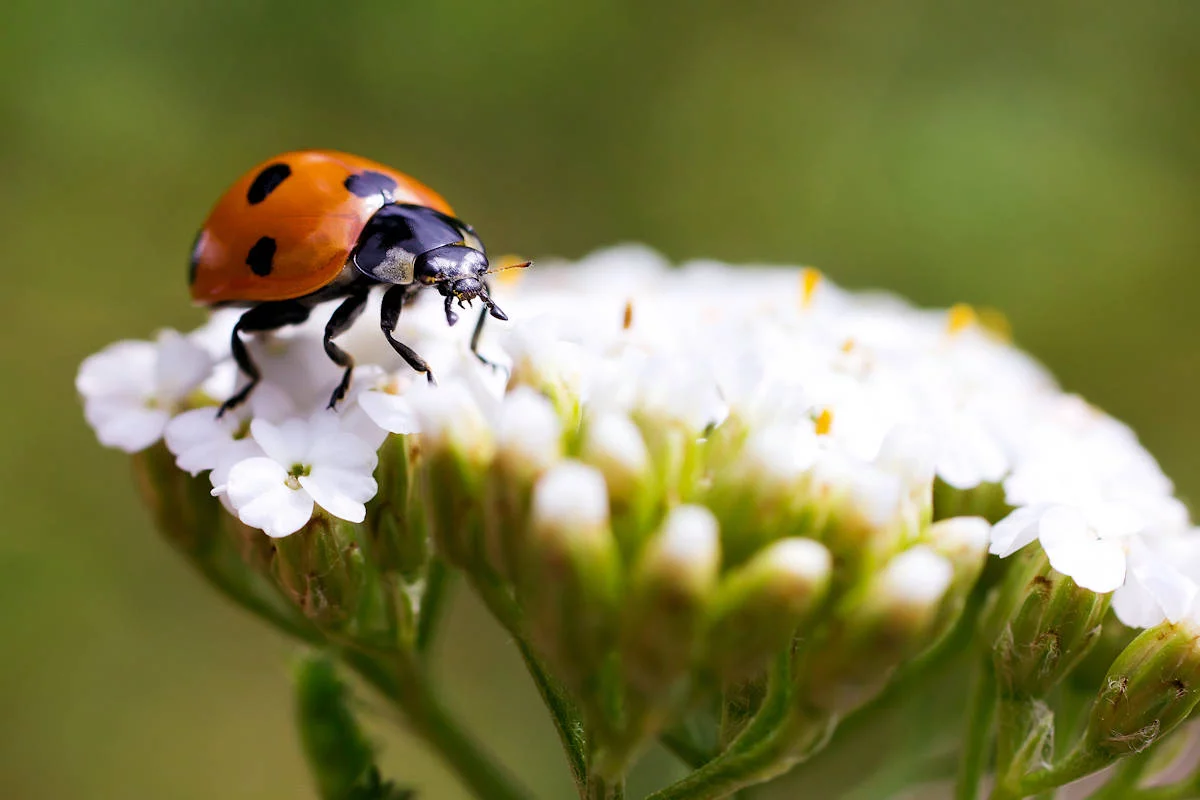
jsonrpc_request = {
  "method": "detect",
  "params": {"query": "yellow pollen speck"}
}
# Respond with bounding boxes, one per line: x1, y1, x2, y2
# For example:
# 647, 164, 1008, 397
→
800, 268, 823, 309
623, 299, 634, 330
840, 338, 856, 354
977, 307, 1013, 342
947, 303, 978, 336
815, 408, 834, 436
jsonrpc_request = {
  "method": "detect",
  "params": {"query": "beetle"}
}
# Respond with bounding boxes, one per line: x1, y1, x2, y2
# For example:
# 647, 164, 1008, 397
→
188, 149, 523, 415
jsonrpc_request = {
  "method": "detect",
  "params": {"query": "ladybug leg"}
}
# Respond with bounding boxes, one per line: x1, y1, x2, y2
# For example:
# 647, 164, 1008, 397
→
323, 287, 371, 409
380, 285, 436, 385
470, 281, 506, 371
219, 301, 312, 417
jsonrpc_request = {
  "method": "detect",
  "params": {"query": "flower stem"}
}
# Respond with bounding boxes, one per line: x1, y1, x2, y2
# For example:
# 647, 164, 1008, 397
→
660, 726, 714, 770
415, 558, 453, 654
955, 659, 996, 800
467, 569, 589, 792
343, 648, 533, 800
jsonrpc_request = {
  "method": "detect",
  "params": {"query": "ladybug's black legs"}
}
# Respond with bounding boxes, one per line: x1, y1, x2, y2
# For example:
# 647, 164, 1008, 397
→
380, 285, 436, 384
469, 281, 506, 368
322, 287, 370, 408
219, 301, 312, 417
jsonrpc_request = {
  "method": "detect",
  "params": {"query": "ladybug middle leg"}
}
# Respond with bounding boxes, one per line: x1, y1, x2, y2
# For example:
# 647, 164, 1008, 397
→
323, 286, 371, 408
220, 300, 312, 417
380, 284, 436, 384
469, 280, 506, 369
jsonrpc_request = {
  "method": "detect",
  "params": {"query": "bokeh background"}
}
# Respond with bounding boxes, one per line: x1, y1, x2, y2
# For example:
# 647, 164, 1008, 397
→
3, 2, 1199, 798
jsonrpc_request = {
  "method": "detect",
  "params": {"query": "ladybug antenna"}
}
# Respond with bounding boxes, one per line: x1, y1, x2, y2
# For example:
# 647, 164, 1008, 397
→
483, 260, 532, 277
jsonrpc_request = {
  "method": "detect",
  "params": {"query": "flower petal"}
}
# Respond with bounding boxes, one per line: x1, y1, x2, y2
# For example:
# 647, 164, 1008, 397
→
1040, 506, 1126, 592
989, 505, 1047, 557
300, 468, 376, 523
357, 390, 421, 434
226, 457, 314, 537
85, 399, 169, 452
250, 417, 312, 465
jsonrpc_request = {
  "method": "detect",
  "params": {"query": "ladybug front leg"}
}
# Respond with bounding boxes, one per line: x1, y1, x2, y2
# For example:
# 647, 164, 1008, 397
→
219, 301, 312, 417
323, 287, 370, 409
380, 285, 436, 385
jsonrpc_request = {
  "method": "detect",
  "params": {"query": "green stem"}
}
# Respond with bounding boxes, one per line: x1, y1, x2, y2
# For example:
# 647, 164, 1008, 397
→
466, 570, 588, 792
660, 727, 714, 770
585, 772, 626, 800
415, 558, 453, 654
645, 657, 827, 800
343, 649, 533, 800
956, 660, 996, 800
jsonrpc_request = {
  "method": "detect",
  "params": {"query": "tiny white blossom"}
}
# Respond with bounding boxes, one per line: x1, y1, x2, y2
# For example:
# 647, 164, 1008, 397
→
77, 330, 212, 452
215, 412, 378, 538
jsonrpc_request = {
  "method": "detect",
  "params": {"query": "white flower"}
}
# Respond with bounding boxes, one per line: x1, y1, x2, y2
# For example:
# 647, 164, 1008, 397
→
215, 412, 378, 538
77, 330, 213, 452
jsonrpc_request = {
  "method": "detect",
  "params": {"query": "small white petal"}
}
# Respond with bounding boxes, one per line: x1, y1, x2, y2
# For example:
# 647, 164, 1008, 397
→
300, 468, 376, 524
1039, 506, 1126, 592
878, 546, 954, 608
656, 505, 720, 567
85, 400, 169, 452
226, 457, 314, 538
990, 505, 1047, 557
164, 407, 241, 475
250, 417, 313, 466
358, 390, 421, 434
153, 329, 214, 401
533, 461, 609, 529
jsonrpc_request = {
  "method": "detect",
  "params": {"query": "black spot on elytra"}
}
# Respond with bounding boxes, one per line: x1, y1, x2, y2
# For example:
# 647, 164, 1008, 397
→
246, 236, 277, 276
344, 170, 398, 200
188, 230, 203, 285
246, 163, 291, 205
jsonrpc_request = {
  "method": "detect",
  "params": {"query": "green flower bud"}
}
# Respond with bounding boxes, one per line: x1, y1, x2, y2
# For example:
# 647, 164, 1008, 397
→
132, 442, 221, 556
485, 387, 563, 579
985, 546, 1109, 699
579, 411, 655, 557
799, 545, 953, 714
706, 538, 832, 681
703, 426, 814, 566
521, 461, 622, 691
1082, 620, 1200, 758
366, 434, 427, 578
621, 505, 721, 695
272, 512, 377, 633
924, 516, 991, 646
413, 385, 495, 567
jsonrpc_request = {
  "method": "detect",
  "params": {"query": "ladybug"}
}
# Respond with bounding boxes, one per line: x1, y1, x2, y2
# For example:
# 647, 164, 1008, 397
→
189, 149, 524, 415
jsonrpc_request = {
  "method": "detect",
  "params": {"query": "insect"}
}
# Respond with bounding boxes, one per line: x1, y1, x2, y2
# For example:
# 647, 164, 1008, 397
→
188, 149, 525, 415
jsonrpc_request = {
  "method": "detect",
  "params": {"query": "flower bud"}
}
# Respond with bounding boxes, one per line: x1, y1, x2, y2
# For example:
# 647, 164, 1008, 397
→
706, 538, 832, 681
521, 462, 621, 691
293, 654, 376, 799
704, 424, 816, 566
486, 388, 564, 578
272, 512, 380, 634
366, 434, 427, 578
985, 546, 1109, 699
799, 546, 953, 714
621, 505, 721, 695
411, 384, 495, 567
924, 516, 991, 645
579, 411, 655, 556
1081, 620, 1200, 758
132, 442, 222, 556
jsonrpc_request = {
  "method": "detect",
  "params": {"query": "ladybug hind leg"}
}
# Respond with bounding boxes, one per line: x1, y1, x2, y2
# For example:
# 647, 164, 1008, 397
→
219, 301, 312, 417
323, 287, 371, 408
380, 285, 436, 384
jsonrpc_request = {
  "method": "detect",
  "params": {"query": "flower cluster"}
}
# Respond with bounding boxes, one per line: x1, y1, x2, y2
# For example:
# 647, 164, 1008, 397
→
78, 244, 1200, 800
78, 244, 1197, 628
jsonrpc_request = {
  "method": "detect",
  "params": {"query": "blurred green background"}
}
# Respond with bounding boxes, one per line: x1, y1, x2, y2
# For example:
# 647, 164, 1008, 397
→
3, 2, 1199, 798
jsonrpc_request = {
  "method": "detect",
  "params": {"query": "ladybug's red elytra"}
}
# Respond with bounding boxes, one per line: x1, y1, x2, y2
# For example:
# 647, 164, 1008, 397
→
189, 149, 524, 415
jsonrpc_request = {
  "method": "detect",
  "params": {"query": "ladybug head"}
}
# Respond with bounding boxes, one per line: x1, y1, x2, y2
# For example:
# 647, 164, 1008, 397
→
416, 244, 508, 326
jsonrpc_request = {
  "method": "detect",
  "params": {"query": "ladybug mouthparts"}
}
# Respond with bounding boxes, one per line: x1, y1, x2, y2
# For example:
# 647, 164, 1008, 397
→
440, 279, 508, 326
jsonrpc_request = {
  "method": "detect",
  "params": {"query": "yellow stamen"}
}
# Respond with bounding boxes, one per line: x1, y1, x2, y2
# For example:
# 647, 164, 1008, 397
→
623, 299, 634, 331
800, 268, 823, 309
946, 303, 978, 336
977, 307, 1013, 342
815, 408, 834, 436
840, 338, 856, 354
